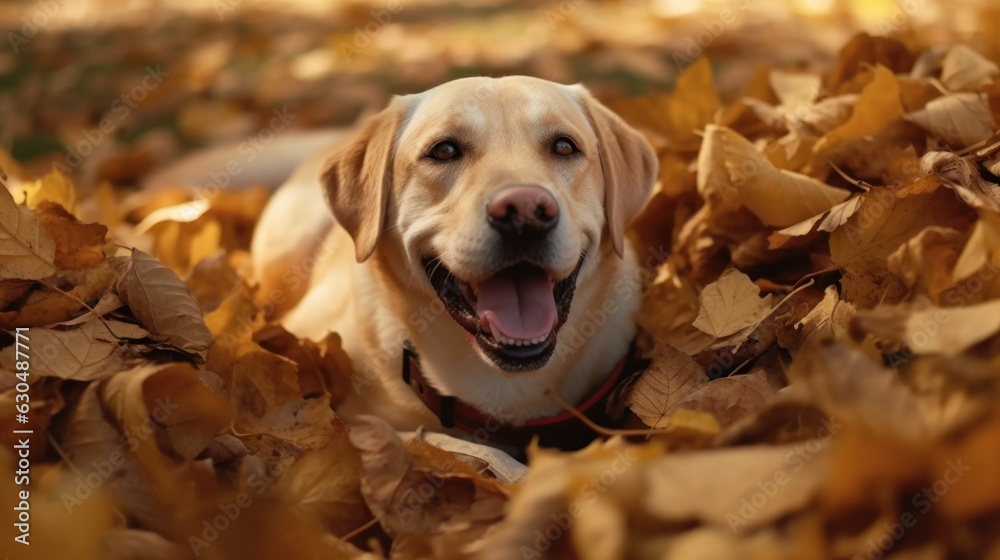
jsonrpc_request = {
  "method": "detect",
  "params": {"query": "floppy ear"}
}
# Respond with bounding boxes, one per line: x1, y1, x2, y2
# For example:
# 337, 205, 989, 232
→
321, 97, 406, 262
575, 87, 658, 258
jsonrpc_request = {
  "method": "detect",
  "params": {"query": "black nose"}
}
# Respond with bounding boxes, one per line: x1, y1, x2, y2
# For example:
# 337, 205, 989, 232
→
486, 184, 560, 240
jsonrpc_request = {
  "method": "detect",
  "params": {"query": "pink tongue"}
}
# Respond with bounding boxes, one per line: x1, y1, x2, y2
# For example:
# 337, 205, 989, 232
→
475, 267, 557, 341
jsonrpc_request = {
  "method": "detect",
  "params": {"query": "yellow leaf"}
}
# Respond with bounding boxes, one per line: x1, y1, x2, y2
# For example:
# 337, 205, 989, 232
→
693, 269, 773, 338
701, 125, 851, 227
15, 169, 79, 216
668, 58, 720, 144
814, 65, 905, 157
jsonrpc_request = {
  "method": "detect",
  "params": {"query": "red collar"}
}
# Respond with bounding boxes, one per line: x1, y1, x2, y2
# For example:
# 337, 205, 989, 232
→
401, 341, 637, 451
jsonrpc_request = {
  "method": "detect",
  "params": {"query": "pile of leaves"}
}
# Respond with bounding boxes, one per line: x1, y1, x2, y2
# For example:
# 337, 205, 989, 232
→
3, 31, 1000, 560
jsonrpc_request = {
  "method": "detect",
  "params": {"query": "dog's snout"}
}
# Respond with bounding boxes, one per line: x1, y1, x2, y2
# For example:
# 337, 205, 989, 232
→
486, 184, 559, 240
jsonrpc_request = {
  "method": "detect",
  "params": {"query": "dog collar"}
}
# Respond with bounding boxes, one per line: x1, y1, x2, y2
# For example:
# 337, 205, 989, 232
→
400, 340, 638, 451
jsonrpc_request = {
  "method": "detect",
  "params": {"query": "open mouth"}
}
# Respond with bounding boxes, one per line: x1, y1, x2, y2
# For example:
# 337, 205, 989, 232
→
423, 254, 586, 372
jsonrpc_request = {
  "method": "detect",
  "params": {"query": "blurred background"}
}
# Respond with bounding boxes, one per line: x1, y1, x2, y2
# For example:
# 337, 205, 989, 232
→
1, 0, 998, 184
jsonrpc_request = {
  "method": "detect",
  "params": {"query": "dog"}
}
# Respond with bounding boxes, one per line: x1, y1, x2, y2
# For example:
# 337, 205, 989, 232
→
159, 76, 658, 441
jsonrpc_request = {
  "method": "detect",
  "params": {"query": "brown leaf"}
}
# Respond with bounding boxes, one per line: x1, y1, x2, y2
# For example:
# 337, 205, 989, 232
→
108, 248, 213, 361
139, 362, 233, 459
886, 225, 964, 299
667, 58, 720, 146
0, 184, 57, 279
778, 285, 856, 355
0, 264, 114, 329
829, 176, 975, 307
824, 33, 915, 93
349, 415, 506, 556
255, 324, 354, 403
37, 201, 108, 270
269, 422, 370, 536
0, 319, 148, 381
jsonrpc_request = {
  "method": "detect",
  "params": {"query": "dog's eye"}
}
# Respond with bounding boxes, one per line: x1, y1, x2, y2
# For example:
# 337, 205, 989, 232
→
428, 141, 461, 161
553, 138, 578, 156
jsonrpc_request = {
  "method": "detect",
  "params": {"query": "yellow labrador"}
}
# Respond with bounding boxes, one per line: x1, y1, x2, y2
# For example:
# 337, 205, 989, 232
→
249, 76, 657, 433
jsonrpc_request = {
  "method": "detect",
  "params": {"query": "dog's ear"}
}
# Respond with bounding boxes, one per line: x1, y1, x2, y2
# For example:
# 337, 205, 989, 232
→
321, 97, 406, 262
574, 86, 658, 258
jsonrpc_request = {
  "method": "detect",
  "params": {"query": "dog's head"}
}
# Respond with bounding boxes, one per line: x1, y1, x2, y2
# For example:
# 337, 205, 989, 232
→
322, 76, 657, 373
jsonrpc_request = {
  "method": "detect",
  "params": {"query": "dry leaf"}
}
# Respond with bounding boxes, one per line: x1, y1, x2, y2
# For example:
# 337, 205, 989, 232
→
778, 285, 856, 354
886, 225, 963, 298
905, 92, 997, 149
940, 45, 999, 91
701, 125, 851, 227
667, 57, 720, 145
644, 442, 829, 531
37, 201, 108, 270
852, 299, 1000, 357
269, 423, 370, 536
813, 65, 905, 159
0, 184, 57, 279
108, 248, 213, 361
0, 319, 148, 381
14, 169, 79, 216
829, 176, 975, 307
953, 210, 1000, 282
693, 269, 774, 338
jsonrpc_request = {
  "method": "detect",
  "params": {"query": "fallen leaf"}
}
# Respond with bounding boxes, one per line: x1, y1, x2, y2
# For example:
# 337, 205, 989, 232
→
37, 201, 108, 270
644, 442, 829, 531
905, 92, 997, 149
953, 210, 1000, 282
824, 33, 915, 93
886, 225, 964, 299
14, 169, 79, 216
693, 269, 774, 338
769, 195, 864, 249
108, 248, 213, 361
0, 318, 148, 381
667, 58, 721, 145
829, 176, 975, 307
778, 285, 856, 354
0, 184, 57, 279
701, 125, 851, 227
852, 299, 1000, 357
940, 44, 999, 91
269, 422, 370, 536
813, 65, 906, 160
